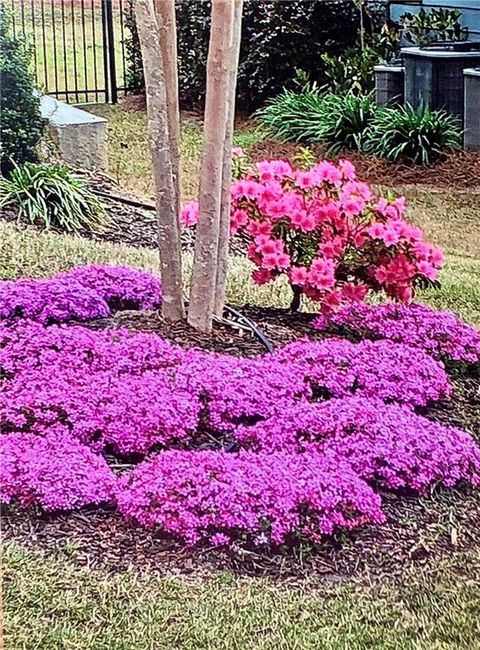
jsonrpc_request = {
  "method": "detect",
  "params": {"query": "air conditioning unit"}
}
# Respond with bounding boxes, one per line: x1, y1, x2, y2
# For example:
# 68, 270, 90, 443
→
464, 68, 480, 150
374, 65, 405, 107
402, 43, 480, 124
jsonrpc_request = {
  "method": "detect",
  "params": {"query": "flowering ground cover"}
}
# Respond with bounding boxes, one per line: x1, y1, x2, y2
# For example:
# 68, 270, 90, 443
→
1, 265, 479, 552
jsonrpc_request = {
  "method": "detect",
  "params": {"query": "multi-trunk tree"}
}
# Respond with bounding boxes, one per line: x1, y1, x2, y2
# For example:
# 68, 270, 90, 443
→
135, 0, 243, 331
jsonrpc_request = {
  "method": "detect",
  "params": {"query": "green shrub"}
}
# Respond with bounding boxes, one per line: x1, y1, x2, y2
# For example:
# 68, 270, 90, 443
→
320, 20, 401, 97
400, 8, 468, 47
309, 92, 377, 153
257, 89, 377, 153
255, 86, 327, 142
124, 0, 386, 111
0, 163, 107, 233
364, 104, 462, 165
0, 8, 45, 174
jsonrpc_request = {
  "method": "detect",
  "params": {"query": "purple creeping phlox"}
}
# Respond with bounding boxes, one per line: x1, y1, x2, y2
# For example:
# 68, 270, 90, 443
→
0, 428, 117, 510
313, 302, 480, 364
117, 449, 385, 547
1, 269, 479, 548
171, 348, 311, 432
235, 396, 480, 491
0, 265, 162, 324
273, 337, 451, 406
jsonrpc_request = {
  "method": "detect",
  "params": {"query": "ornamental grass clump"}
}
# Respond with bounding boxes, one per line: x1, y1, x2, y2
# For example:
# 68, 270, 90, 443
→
181, 159, 444, 312
117, 450, 385, 547
313, 302, 480, 365
363, 105, 461, 165
0, 163, 107, 233
255, 87, 328, 143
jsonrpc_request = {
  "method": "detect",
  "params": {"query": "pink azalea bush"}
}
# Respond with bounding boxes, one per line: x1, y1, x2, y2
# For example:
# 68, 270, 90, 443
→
235, 397, 480, 491
181, 159, 444, 311
0, 265, 162, 324
0, 429, 117, 510
313, 302, 480, 365
118, 450, 385, 547
273, 338, 451, 407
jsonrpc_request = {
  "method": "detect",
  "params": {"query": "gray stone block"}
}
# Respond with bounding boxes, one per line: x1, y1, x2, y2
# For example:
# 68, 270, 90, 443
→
40, 95, 108, 171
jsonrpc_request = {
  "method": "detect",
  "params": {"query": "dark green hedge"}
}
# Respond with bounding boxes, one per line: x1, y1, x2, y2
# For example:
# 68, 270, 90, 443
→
0, 9, 45, 175
126, 0, 387, 112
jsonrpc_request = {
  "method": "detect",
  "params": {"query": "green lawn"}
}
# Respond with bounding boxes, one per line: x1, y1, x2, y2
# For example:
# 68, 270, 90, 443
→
4, 541, 480, 650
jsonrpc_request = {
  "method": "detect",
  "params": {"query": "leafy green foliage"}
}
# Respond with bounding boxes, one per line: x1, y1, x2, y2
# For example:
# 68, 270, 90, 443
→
364, 105, 462, 165
321, 25, 400, 96
0, 163, 107, 233
0, 8, 46, 174
400, 8, 468, 47
310, 93, 377, 154
257, 89, 377, 154
255, 86, 327, 143
124, 0, 387, 111
123, 0, 144, 93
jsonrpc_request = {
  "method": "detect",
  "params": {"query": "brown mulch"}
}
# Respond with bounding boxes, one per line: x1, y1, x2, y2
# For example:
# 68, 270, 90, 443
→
3, 486, 479, 588
0, 170, 248, 256
3, 307, 480, 587
248, 140, 480, 191
87, 306, 319, 357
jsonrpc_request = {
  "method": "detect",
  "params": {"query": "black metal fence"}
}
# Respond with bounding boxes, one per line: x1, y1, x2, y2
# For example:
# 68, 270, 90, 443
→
6, 0, 480, 105
7, 0, 135, 104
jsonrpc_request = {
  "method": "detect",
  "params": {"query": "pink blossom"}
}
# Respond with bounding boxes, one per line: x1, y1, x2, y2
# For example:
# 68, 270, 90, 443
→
180, 200, 199, 227
290, 266, 309, 286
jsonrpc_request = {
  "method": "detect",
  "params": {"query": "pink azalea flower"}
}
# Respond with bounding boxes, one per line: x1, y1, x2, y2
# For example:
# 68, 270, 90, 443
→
290, 266, 308, 286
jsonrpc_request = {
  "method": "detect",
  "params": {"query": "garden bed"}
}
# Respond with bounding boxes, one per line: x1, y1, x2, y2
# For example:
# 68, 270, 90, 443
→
0, 169, 247, 255
3, 484, 479, 587
1, 267, 479, 587
248, 142, 480, 191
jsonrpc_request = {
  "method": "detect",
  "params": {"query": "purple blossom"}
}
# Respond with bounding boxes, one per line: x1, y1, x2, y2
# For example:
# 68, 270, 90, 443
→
1, 269, 478, 549
0, 428, 117, 510
118, 449, 385, 546
172, 349, 311, 432
0, 265, 162, 325
273, 337, 451, 407
313, 302, 480, 364
0, 277, 110, 324
54, 265, 162, 312
236, 396, 480, 491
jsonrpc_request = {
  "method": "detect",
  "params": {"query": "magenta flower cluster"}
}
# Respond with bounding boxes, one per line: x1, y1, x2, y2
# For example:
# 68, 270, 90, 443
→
117, 450, 385, 546
313, 302, 480, 364
235, 396, 480, 491
273, 338, 451, 407
1, 269, 479, 548
0, 265, 162, 324
0, 428, 116, 510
